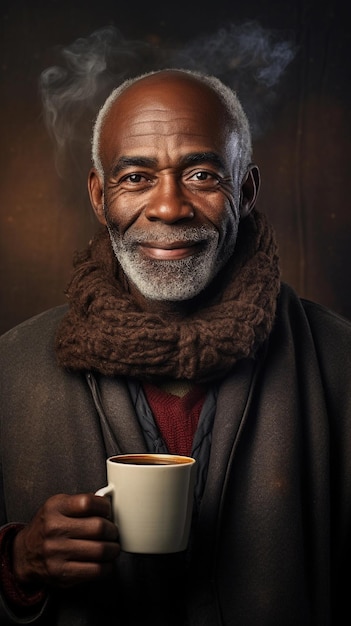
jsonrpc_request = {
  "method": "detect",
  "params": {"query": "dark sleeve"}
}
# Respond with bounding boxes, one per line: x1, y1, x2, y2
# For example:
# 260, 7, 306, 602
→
0, 523, 47, 624
302, 299, 351, 617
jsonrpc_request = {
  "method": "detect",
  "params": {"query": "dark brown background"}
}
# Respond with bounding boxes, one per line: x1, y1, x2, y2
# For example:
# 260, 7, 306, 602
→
1, 0, 350, 334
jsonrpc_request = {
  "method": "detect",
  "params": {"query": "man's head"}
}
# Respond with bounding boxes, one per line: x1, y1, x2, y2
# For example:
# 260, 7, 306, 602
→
88, 69, 260, 308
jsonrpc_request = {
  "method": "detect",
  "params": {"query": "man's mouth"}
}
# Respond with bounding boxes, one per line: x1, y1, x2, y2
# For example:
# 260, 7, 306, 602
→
139, 241, 203, 261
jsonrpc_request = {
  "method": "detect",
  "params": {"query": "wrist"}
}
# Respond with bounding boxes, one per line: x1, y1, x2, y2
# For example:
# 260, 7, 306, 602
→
0, 523, 46, 609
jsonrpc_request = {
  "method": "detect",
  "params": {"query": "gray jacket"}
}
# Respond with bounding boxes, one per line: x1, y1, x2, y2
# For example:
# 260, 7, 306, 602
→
0, 283, 350, 625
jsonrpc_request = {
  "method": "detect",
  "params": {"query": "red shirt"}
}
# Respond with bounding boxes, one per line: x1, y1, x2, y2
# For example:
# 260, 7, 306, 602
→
142, 383, 206, 456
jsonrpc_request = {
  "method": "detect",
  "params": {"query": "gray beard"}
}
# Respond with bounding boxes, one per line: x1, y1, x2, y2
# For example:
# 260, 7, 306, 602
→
106, 224, 237, 301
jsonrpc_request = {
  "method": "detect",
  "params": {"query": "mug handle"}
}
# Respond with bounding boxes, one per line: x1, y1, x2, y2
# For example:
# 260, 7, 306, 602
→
95, 484, 114, 497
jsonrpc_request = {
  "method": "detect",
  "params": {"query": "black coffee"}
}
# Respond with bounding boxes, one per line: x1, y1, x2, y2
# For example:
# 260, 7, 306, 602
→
111, 455, 192, 466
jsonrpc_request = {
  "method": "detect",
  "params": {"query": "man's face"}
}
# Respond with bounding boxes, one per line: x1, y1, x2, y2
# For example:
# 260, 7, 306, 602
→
94, 73, 243, 303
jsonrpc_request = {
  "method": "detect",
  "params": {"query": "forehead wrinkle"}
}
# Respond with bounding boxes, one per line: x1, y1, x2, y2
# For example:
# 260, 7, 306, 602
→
124, 111, 206, 129
126, 120, 201, 132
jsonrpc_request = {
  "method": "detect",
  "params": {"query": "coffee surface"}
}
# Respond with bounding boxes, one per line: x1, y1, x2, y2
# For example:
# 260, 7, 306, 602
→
111, 454, 193, 466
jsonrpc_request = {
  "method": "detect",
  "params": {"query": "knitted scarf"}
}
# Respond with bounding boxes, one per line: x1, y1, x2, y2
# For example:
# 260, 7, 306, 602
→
55, 209, 280, 383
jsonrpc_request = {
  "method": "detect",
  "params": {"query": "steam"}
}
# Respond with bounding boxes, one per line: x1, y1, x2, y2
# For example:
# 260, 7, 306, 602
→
39, 22, 297, 172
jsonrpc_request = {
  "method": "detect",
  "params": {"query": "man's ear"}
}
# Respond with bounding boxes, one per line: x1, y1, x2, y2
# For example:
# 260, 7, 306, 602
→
88, 168, 106, 225
239, 164, 260, 218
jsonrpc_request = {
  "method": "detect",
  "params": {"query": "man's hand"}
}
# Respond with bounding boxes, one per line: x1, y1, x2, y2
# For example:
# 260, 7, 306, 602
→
12, 493, 120, 588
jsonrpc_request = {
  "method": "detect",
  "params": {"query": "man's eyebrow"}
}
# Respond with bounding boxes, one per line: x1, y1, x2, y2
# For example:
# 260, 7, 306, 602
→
180, 152, 225, 170
112, 156, 158, 175
111, 152, 225, 176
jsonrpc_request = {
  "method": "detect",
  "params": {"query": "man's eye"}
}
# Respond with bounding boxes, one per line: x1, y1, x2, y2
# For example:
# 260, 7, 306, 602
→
189, 171, 219, 184
192, 171, 211, 181
126, 173, 144, 183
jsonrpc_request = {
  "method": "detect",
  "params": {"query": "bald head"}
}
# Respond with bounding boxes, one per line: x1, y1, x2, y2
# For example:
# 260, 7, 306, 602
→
91, 69, 252, 184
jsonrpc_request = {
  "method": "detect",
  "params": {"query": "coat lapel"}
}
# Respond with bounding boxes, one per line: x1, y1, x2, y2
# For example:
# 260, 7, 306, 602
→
186, 357, 259, 625
91, 374, 148, 456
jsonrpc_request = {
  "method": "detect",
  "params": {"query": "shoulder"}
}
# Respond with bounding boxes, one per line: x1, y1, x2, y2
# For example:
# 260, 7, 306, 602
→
300, 296, 351, 335
0, 304, 93, 431
299, 295, 351, 383
0, 305, 68, 341
0, 305, 68, 373
0, 305, 68, 339
277, 283, 351, 335
275, 283, 351, 390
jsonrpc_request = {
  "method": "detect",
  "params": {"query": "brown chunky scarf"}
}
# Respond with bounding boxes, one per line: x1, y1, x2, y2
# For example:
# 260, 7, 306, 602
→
55, 209, 280, 383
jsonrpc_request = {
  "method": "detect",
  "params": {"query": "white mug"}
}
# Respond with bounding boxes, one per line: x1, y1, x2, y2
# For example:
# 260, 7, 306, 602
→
96, 453, 196, 554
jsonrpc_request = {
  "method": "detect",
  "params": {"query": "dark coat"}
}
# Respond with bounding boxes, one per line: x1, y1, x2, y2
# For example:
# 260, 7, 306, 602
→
0, 283, 350, 625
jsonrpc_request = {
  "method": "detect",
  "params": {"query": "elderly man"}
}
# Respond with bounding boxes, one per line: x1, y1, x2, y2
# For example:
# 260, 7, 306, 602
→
0, 69, 350, 625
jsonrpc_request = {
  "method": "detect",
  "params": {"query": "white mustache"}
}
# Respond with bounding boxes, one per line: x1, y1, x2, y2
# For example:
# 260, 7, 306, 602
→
122, 225, 217, 245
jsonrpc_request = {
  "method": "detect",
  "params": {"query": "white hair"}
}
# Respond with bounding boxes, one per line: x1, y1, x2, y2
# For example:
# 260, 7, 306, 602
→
91, 68, 252, 184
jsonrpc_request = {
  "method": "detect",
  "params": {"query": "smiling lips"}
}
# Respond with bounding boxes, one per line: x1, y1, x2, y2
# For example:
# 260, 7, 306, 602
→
140, 241, 202, 260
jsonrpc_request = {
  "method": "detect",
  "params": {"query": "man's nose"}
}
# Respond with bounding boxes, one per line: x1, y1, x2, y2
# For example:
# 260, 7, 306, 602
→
144, 176, 194, 223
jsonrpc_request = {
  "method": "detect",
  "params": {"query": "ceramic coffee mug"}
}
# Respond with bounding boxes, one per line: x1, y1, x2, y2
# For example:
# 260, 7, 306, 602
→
95, 453, 196, 554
